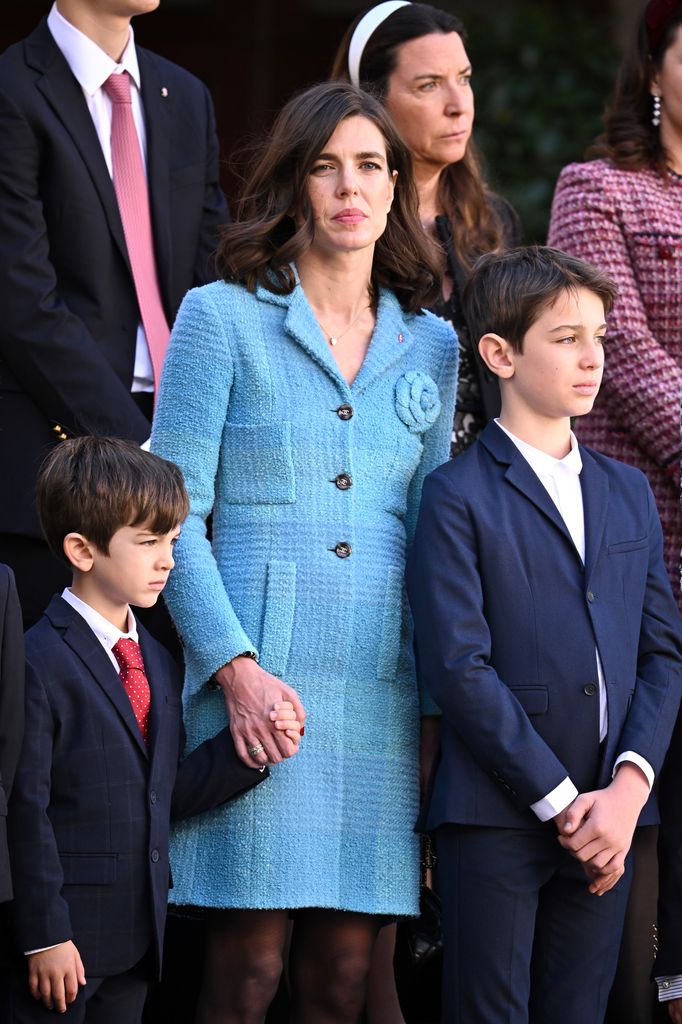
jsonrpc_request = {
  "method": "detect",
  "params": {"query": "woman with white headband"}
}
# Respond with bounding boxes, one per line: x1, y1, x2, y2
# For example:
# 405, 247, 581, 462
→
333, 2, 520, 461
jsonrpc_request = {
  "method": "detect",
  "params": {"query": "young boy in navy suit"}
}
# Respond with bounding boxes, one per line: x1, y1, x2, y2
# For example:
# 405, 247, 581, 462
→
407, 247, 682, 1024
4, 438, 300, 1023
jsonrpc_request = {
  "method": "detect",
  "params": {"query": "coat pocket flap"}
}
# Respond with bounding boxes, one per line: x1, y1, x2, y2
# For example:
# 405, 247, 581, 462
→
608, 537, 648, 554
60, 853, 118, 885
510, 686, 549, 716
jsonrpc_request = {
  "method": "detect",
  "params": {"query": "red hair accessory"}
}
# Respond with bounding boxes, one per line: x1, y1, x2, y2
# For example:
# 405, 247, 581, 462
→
646, 0, 682, 53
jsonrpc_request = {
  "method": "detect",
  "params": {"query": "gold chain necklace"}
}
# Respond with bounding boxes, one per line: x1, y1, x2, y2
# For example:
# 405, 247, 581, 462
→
317, 304, 371, 347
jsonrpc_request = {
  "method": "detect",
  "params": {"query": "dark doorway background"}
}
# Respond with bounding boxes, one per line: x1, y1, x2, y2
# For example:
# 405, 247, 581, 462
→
0, 1, 642, 239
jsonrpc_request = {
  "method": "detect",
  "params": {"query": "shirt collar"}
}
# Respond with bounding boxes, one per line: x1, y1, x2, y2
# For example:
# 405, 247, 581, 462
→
495, 419, 583, 478
61, 588, 139, 653
48, 2, 141, 96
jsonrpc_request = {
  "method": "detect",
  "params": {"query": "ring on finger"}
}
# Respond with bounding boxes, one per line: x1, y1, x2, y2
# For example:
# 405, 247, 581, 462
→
247, 742, 265, 757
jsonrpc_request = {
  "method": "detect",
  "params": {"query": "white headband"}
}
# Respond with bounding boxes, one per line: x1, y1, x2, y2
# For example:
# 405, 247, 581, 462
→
347, 1, 412, 88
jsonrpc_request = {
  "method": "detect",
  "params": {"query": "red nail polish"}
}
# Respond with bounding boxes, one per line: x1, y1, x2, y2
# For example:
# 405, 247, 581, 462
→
300, 726, 305, 737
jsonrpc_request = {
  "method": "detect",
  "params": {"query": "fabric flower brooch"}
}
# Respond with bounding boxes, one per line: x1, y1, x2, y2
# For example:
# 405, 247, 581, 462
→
395, 371, 441, 434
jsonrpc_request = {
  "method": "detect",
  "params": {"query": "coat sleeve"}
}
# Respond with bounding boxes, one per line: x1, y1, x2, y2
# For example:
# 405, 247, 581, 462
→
171, 724, 268, 821
151, 286, 256, 690
406, 469, 571, 805
0, 82, 150, 442
547, 162, 680, 470
402, 319, 458, 715
0, 566, 24, 805
8, 658, 73, 953
611, 480, 682, 772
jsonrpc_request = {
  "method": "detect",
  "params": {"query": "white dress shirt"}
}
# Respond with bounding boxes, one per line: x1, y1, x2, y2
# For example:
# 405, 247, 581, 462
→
24, 589, 138, 955
61, 587, 139, 664
495, 422, 654, 821
47, 2, 155, 392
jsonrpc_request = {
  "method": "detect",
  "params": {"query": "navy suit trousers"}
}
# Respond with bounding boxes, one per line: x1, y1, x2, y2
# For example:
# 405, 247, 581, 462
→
436, 823, 632, 1024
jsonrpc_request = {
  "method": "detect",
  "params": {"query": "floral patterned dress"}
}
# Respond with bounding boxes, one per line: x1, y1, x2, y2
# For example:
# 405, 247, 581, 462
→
432, 197, 521, 458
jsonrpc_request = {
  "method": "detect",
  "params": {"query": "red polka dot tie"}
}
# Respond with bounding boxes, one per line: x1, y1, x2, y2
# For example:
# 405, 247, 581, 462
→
112, 638, 151, 744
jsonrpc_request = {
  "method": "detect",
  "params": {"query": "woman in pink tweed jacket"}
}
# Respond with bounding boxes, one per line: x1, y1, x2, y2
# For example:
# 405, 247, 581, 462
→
548, 2, 681, 607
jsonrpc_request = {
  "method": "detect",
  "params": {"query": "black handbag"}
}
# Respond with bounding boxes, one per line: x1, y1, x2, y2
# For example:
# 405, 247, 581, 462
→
393, 836, 442, 1024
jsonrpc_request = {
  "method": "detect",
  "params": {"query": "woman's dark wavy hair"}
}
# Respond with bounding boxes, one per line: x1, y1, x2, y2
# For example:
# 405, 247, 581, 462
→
216, 81, 441, 313
591, 3, 682, 172
330, 3, 505, 270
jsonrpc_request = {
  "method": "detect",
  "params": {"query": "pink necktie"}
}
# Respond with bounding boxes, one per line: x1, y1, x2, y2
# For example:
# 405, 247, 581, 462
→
112, 637, 151, 745
103, 72, 170, 396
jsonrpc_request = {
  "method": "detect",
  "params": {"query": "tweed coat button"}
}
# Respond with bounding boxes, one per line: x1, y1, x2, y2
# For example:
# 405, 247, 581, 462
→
151, 849, 160, 862
334, 473, 352, 490
583, 683, 597, 696
334, 542, 352, 558
336, 404, 354, 420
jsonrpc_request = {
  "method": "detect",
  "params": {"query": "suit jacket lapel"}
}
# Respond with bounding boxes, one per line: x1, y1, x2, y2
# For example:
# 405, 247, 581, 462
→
46, 597, 148, 758
25, 21, 131, 275
481, 422, 581, 561
137, 48, 172, 315
579, 446, 609, 582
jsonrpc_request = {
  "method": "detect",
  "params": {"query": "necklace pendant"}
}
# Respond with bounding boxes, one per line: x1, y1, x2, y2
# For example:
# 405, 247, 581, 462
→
329, 336, 338, 347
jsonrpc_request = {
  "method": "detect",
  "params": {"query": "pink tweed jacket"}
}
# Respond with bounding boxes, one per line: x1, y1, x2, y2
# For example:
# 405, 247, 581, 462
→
548, 159, 681, 598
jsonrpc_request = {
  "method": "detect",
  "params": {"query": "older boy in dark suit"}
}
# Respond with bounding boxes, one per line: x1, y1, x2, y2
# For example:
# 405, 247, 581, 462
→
407, 247, 682, 1024
3, 439, 300, 1022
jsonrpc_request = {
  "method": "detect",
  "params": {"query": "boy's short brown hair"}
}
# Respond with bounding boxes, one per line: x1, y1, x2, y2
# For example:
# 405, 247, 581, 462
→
462, 246, 618, 354
38, 437, 189, 564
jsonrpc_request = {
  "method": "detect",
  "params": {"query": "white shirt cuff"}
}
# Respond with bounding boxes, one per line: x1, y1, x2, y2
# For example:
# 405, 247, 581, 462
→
657, 975, 682, 1001
530, 777, 578, 822
25, 944, 61, 955
613, 752, 654, 790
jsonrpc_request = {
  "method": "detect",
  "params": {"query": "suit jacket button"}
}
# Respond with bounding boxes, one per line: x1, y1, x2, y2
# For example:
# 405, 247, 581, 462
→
151, 849, 160, 863
150, 790, 157, 804
337, 404, 353, 420
586, 590, 595, 603
583, 683, 597, 696
334, 473, 352, 490
334, 542, 352, 559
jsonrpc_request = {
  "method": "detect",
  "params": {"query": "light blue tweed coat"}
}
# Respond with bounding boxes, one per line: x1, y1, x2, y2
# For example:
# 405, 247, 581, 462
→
151, 274, 457, 914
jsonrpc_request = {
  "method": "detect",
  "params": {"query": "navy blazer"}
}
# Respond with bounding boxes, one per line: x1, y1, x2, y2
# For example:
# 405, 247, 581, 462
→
8, 597, 265, 978
0, 19, 229, 539
0, 565, 24, 903
407, 422, 682, 831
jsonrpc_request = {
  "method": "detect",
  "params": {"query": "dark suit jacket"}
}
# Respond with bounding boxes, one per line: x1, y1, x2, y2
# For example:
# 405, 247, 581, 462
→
0, 19, 229, 538
7, 597, 265, 978
407, 422, 682, 831
0, 565, 24, 903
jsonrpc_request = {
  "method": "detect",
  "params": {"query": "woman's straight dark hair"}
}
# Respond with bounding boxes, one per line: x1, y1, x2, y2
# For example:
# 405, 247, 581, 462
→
330, 2, 506, 270
591, 3, 682, 172
216, 81, 441, 313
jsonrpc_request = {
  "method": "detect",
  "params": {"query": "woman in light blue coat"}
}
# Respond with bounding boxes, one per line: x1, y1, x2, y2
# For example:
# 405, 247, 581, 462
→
151, 81, 457, 1024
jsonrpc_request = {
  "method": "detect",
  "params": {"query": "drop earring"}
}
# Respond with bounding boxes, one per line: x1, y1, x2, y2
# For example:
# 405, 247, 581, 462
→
653, 94, 662, 127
